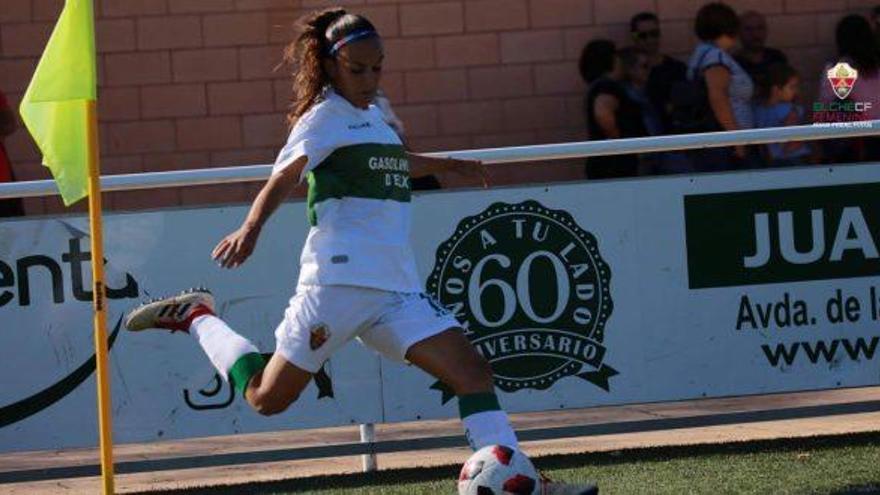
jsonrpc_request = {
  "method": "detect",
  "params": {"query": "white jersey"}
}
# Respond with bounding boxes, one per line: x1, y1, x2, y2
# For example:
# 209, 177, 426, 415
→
273, 89, 421, 293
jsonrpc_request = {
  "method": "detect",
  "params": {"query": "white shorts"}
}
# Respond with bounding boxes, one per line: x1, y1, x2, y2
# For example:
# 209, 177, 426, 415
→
273, 285, 460, 373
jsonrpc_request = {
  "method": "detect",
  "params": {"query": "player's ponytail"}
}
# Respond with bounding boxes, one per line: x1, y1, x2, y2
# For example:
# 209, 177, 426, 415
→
283, 8, 378, 127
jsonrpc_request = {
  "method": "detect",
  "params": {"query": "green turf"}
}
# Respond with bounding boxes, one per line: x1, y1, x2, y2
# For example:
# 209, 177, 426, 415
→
134, 432, 880, 495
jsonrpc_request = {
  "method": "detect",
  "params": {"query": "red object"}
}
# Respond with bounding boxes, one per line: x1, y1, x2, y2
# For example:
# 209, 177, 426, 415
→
0, 90, 13, 183
492, 445, 514, 466
502, 474, 537, 494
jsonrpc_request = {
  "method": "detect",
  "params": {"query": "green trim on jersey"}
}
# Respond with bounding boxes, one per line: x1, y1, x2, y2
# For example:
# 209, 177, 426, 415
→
307, 143, 410, 226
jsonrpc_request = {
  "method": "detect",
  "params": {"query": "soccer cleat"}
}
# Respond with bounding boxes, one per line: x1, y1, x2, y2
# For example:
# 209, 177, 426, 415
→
125, 287, 215, 333
541, 477, 599, 495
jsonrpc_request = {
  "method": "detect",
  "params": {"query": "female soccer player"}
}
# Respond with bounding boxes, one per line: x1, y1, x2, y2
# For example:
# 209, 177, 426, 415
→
126, 9, 595, 494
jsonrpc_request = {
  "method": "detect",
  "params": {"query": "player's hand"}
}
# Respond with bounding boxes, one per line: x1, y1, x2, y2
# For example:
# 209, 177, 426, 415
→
212, 224, 260, 269
445, 158, 490, 189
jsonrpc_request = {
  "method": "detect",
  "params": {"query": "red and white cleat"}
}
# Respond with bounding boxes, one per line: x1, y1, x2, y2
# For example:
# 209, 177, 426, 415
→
125, 288, 215, 333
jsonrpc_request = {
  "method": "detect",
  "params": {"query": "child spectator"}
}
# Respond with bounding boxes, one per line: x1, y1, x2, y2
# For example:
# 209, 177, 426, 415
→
753, 64, 811, 167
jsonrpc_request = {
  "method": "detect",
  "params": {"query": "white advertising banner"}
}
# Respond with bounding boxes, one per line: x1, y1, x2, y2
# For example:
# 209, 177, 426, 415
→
2, 164, 879, 452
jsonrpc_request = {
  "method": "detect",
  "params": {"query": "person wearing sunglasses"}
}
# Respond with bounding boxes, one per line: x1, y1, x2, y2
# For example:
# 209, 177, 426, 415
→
629, 12, 687, 136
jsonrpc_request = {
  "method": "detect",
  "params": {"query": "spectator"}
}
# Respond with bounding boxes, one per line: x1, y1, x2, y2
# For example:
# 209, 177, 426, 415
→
629, 12, 687, 134
819, 14, 880, 161
753, 64, 812, 167
686, 2, 754, 170
0, 89, 24, 217
734, 11, 788, 93
580, 40, 646, 179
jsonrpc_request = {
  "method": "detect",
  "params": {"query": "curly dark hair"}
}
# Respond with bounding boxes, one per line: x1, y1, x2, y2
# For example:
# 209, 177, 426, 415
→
282, 8, 378, 126
694, 2, 740, 41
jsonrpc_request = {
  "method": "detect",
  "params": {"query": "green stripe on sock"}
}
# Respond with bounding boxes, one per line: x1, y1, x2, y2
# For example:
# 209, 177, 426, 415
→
458, 392, 501, 419
228, 352, 266, 397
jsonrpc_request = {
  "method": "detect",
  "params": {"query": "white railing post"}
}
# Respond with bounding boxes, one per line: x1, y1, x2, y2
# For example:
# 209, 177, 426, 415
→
359, 423, 377, 472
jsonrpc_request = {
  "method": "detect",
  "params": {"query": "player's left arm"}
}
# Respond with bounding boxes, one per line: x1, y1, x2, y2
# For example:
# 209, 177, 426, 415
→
407, 152, 489, 188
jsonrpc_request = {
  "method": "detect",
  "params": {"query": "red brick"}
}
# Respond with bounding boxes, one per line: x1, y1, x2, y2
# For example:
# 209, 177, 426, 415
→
180, 183, 250, 207
534, 62, 585, 95
407, 135, 471, 153
141, 84, 207, 118
142, 151, 211, 172
384, 38, 435, 71
210, 148, 276, 166
726, 0, 784, 14
177, 116, 243, 150
96, 19, 137, 53
235, 0, 298, 9
1, 22, 52, 57
102, 0, 167, 17
594, 0, 653, 24
137, 16, 202, 50
435, 33, 499, 68
472, 131, 538, 149
32, 0, 63, 21
381, 71, 405, 104
208, 81, 275, 114
563, 25, 629, 59
10, 159, 51, 182
503, 97, 567, 130
0, 0, 30, 22
392, 104, 438, 137
351, 5, 400, 37
535, 128, 587, 144
204, 12, 269, 46
172, 49, 239, 82
404, 69, 467, 103
107, 188, 181, 211
106, 121, 176, 154
5, 130, 40, 163
266, 9, 300, 44
301, 0, 367, 8
565, 95, 586, 128
274, 79, 292, 111
465, 0, 528, 32
105, 52, 172, 86
439, 101, 504, 134
401, 2, 463, 36
531, 0, 593, 28
21, 197, 46, 216
169, 0, 236, 14
468, 65, 533, 99
501, 30, 564, 63
766, 15, 817, 48
0, 58, 38, 92
98, 87, 140, 121
101, 155, 144, 175
658, 21, 694, 56
242, 113, 286, 147
240, 45, 286, 80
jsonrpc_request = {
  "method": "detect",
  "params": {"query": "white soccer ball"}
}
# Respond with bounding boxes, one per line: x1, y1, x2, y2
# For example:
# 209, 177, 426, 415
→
457, 444, 541, 495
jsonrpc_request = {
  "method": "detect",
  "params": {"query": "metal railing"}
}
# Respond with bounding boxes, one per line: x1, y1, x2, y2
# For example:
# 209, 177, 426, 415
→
0, 121, 878, 200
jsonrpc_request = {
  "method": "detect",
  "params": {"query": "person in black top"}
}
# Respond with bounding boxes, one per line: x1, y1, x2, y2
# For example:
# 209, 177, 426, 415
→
580, 40, 646, 179
630, 12, 687, 134
734, 11, 787, 93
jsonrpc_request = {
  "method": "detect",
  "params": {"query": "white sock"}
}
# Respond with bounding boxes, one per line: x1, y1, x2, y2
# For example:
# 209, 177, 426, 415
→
189, 314, 259, 380
462, 410, 519, 451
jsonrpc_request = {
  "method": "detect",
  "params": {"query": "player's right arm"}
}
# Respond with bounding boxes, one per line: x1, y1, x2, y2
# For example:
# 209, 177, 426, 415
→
212, 155, 308, 269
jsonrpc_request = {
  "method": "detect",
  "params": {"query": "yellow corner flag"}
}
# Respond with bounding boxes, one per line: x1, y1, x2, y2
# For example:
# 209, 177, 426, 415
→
20, 2, 116, 494
19, 0, 96, 205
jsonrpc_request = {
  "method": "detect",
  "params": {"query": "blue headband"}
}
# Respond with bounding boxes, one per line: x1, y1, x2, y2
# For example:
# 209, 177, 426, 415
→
328, 29, 378, 56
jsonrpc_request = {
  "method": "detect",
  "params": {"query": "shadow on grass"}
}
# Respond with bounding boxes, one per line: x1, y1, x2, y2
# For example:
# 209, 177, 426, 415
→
129, 431, 880, 495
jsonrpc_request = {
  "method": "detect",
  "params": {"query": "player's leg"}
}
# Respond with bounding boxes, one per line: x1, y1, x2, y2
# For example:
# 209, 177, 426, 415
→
404, 327, 520, 450
125, 288, 311, 415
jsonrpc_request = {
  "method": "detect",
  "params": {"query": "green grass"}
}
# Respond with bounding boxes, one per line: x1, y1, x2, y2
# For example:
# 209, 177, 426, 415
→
135, 432, 880, 495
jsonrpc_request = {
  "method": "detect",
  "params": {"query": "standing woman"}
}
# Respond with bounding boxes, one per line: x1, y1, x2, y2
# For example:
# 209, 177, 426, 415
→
687, 2, 754, 171
125, 8, 596, 495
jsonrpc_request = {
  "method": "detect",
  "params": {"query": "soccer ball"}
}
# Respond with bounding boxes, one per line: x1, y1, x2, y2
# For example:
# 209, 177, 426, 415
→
457, 444, 541, 495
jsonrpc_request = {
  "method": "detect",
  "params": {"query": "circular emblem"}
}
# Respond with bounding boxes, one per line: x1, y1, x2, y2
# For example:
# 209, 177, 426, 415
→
428, 200, 617, 394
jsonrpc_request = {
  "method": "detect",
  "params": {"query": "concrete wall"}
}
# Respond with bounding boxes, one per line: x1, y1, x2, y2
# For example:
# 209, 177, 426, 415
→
0, 0, 872, 213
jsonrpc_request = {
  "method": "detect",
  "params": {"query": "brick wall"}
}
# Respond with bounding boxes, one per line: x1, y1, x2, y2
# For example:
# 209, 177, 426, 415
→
0, 0, 874, 213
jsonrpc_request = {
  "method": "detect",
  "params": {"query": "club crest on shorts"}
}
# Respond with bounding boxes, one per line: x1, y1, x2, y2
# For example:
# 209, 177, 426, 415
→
427, 200, 618, 399
309, 323, 331, 350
